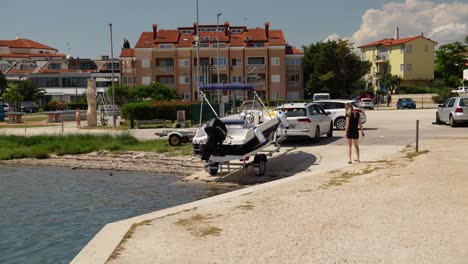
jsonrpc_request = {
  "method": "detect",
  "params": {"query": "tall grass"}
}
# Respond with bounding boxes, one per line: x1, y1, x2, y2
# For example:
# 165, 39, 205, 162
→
0, 133, 192, 160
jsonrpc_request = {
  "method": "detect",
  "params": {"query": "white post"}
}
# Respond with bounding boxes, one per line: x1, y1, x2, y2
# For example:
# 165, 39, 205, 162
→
216, 12, 222, 103
109, 23, 116, 129
196, 0, 200, 101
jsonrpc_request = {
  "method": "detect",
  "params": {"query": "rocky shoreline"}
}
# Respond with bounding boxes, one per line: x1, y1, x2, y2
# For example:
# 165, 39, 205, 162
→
0, 151, 205, 177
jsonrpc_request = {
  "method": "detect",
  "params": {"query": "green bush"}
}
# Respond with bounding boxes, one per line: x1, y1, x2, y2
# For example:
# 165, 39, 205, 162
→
432, 90, 458, 104
44, 100, 66, 111
398, 86, 439, 94
66, 102, 88, 110
121, 100, 192, 120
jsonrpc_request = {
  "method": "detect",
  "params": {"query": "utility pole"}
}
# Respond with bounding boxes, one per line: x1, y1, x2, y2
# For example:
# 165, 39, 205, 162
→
216, 12, 222, 103
109, 23, 116, 129
196, 0, 200, 101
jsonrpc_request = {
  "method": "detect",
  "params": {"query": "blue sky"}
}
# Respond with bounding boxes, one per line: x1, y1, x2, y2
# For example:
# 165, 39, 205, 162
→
1, 0, 463, 58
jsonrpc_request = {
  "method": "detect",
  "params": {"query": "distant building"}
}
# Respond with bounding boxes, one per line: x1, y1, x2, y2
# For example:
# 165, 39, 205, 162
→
0, 38, 119, 103
120, 22, 304, 100
358, 28, 437, 90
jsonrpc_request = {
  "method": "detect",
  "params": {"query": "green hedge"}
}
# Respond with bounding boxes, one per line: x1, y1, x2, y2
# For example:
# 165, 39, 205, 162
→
66, 102, 88, 110
121, 100, 192, 120
432, 90, 459, 104
398, 86, 439, 94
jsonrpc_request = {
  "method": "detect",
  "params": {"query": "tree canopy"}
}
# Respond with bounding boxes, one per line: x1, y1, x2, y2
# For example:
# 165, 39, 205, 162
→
379, 73, 402, 94
435, 36, 467, 87
109, 82, 179, 106
2, 83, 23, 111
123, 38, 131, 49
17, 80, 45, 102
303, 39, 371, 99
0, 71, 7, 97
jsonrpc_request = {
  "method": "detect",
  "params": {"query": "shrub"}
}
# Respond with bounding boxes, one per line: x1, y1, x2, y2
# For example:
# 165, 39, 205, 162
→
121, 100, 192, 120
432, 89, 458, 104
44, 100, 66, 111
66, 102, 88, 110
399, 86, 438, 94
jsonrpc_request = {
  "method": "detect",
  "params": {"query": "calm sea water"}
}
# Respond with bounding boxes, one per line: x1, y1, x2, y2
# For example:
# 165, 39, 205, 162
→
0, 166, 235, 264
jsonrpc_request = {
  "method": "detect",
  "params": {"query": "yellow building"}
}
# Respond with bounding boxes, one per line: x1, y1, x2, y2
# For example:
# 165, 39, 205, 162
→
358, 32, 437, 90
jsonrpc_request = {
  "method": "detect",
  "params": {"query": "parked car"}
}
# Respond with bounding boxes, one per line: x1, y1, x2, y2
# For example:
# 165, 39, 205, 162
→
360, 91, 375, 101
436, 96, 468, 127
396, 98, 416, 109
3, 102, 9, 113
315, 100, 367, 130
451, 86, 468, 94
359, 98, 375, 110
276, 102, 333, 142
20, 101, 39, 113
312, 93, 330, 102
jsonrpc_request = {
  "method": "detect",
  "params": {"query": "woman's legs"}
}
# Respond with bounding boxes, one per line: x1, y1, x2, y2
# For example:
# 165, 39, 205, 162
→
353, 138, 360, 162
347, 138, 353, 163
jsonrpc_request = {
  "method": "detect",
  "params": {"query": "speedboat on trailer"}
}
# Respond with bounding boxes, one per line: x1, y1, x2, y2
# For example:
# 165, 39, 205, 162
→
192, 83, 289, 176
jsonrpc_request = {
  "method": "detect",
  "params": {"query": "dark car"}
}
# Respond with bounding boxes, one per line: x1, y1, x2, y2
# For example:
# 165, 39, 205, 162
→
396, 98, 416, 109
20, 101, 39, 113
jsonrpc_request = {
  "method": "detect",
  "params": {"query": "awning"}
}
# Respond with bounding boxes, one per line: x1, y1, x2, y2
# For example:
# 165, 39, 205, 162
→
200, 83, 254, 91
44, 88, 87, 96
94, 77, 119, 82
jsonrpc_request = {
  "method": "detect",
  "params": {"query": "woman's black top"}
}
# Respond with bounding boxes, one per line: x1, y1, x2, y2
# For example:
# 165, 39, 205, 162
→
346, 112, 360, 139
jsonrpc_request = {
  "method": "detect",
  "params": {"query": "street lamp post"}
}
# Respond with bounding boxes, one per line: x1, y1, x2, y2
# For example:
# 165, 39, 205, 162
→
196, 0, 200, 101
216, 12, 222, 103
109, 23, 116, 129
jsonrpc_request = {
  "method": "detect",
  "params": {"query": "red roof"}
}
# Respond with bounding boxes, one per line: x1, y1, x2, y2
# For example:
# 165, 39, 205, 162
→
120, 48, 135, 57
0, 53, 65, 58
0, 38, 58, 51
358, 35, 437, 48
133, 23, 287, 50
286, 46, 303, 55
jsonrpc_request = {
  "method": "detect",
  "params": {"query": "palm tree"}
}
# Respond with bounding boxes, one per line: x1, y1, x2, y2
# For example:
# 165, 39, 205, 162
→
17, 80, 45, 103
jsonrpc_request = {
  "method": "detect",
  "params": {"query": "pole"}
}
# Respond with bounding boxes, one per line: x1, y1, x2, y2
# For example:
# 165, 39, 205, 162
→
196, 0, 200, 101
75, 85, 77, 103
109, 23, 116, 129
216, 13, 222, 103
416, 120, 419, 152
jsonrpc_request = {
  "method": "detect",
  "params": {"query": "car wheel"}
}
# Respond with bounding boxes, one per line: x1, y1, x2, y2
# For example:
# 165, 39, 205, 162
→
435, 113, 443, 124
168, 134, 182, 146
334, 117, 346, 130
327, 122, 333, 138
313, 126, 320, 143
449, 115, 457, 127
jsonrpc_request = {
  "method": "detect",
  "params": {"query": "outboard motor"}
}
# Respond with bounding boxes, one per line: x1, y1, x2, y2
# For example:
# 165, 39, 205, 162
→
201, 118, 227, 160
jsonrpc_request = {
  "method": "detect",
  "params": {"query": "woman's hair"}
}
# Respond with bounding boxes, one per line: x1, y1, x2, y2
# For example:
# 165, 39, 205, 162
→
345, 103, 354, 117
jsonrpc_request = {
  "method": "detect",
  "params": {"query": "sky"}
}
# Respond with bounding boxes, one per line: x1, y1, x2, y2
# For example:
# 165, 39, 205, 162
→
1, 0, 466, 58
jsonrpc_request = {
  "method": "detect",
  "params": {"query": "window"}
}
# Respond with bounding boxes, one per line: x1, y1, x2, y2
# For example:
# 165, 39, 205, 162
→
271, 75, 280, 83
141, 60, 150, 68
283, 107, 306, 117
272, 92, 280, 100
232, 58, 242, 66
48, 63, 62, 70
400, 45, 404, 54
212, 57, 227, 65
247, 75, 258, 83
286, 58, 301, 65
287, 74, 300, 82
123, 77, 136, 85
406, 64, 412, 72
271, 57, 280, 65
308, 105, 319, 115
212, 43, 226, 48
108, 63, 119, 69
80, 63, 91, 70
400, 64, 405, 72
406, 45, 412, 53
142, 76, 151, 85
199, 43, 210, 48
251, 42, 264, 47
248, 57, 265, 65
179, 59, 190, 68
448, 99, 455, 107
231, 28, 243, 34
159, 44, 173, 49
179, 76, 190, 84
62, 77, 88, 87
182, 93, 191, 100
232, 76, 243, 83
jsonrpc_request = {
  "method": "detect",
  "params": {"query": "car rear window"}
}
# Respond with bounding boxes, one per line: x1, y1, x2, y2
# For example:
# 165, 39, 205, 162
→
362, 99, 372, 102
459, 98, 468, 107
283, 107, 306, 117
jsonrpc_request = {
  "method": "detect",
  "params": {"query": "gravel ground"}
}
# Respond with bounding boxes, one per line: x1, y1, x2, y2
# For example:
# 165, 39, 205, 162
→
108, 138, 468, 264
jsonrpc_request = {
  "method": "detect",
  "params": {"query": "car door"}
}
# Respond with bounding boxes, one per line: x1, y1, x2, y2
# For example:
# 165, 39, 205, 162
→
314, 104, 329, 133
307, 105, 321, 133
439, 98, 454, 121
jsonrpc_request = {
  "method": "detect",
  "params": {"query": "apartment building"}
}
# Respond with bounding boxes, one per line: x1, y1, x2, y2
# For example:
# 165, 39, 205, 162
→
0, 38, 120, 103
358, 29, 437, 90
120, 22, 304, 100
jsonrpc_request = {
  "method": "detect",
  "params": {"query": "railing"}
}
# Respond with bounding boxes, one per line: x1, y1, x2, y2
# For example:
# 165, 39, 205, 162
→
121, 68, 135, 74
156, 66, 174, 72
212, 65, 227, 71
373, 55, 388, 62
247, 64, 266, 71
286, 65, 302, 71
286, 82, 302, 88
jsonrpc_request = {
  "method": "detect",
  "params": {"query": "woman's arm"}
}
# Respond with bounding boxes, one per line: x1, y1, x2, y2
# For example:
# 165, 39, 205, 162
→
359, 117, 365, 136
345, 116, 349, 134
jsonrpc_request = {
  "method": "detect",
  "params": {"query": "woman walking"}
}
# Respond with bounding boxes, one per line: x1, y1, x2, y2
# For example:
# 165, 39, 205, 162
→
345, 103, 364, 163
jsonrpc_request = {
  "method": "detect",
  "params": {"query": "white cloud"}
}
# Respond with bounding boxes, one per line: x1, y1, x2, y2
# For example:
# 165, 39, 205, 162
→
324, 34, 341, 42
350, 0, 468, 47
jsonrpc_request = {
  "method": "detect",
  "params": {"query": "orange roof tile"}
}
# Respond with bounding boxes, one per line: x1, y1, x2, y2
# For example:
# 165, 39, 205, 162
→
120, 48, 135, 57
0, 53, 65, 58
0, 38, 57, 51
135, 32, 154, 48
154, 30, 180, 43
358, 35, 437, 48
286, 46, 303, 54
177, 34, 195, 47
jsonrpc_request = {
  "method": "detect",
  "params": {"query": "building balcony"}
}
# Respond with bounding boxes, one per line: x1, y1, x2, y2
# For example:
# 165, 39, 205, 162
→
247, 81, 266, 89
373, 55, 389, 62
286, 81, 302, 88
121, 68, 135, 74
156, 66, 174, 72
247, 64, 266, 72
212, 65, 227, 71
286, 65, 302, 71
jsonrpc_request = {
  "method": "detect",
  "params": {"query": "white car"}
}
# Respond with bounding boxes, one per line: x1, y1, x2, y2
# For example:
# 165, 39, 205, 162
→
436, 96, 468, 127
359, 98, 375, 110
315, 100, 367, 130
277, 102, 333, 142
451, 86, 468, 94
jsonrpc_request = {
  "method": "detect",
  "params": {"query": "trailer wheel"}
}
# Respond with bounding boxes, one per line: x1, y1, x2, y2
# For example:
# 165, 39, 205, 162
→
209, 162, 220, 176
253, 154, 267, 176
168, 134, 182, 146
